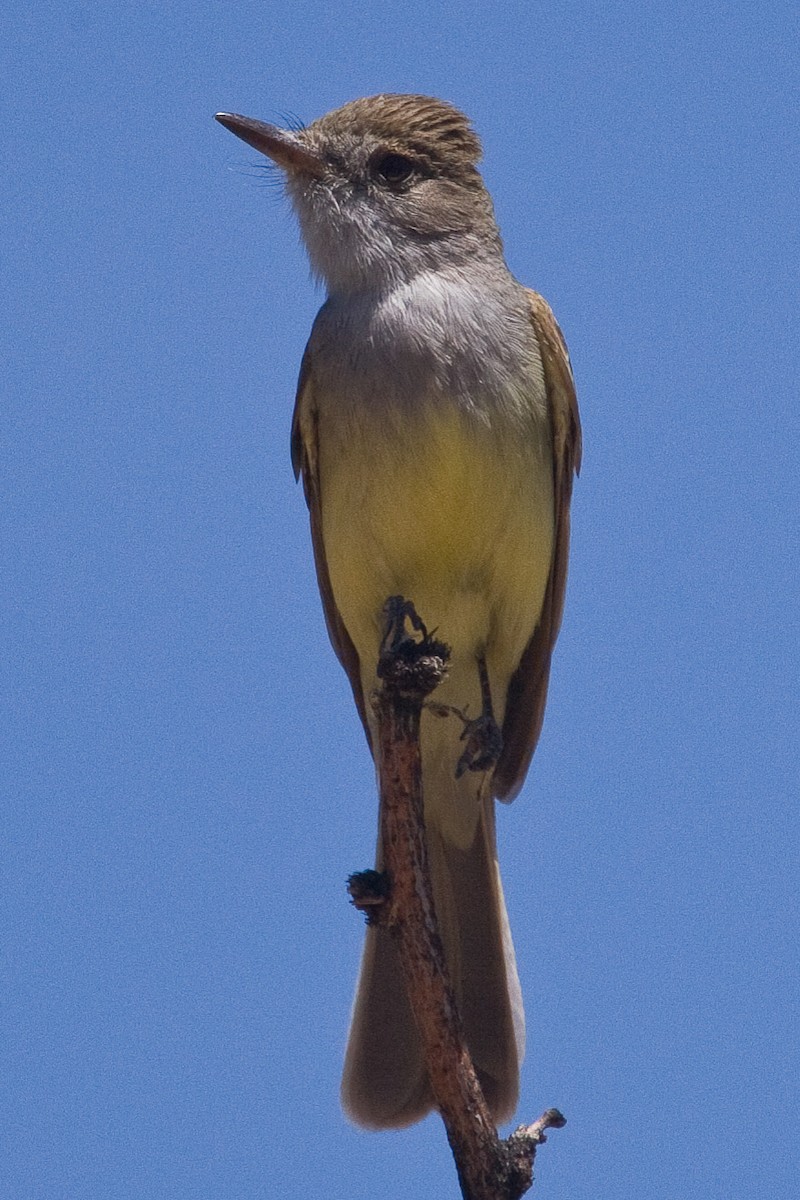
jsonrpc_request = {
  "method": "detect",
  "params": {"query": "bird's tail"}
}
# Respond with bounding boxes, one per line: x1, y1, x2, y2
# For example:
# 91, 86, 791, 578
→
341, 785, 524, 1128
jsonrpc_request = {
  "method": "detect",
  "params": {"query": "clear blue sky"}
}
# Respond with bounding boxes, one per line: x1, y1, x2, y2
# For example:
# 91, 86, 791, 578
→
4, 3, 797, 1197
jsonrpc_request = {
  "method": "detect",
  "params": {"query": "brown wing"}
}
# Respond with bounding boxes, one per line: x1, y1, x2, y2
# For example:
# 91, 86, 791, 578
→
493, 291, 582, 800
290, 344, 372, 747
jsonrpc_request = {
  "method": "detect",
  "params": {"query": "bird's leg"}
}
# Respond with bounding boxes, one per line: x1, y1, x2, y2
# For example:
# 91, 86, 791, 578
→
455, 653, 503, 777
379, 594, 430, 657
377, 595, 450, 695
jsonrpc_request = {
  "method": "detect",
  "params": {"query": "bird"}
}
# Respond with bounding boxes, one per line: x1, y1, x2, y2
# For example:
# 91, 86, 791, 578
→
215, 94, 581, 1129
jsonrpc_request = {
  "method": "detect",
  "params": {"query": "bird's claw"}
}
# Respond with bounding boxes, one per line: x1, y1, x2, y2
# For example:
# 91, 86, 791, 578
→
455, 714, 503, 777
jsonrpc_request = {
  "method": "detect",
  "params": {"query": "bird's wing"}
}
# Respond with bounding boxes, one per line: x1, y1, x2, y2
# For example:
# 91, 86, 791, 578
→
291, 344, 372, 746
494, 290, 582, 800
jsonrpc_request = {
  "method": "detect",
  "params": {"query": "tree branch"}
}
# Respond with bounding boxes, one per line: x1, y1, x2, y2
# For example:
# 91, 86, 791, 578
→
348, 596, 565, 1200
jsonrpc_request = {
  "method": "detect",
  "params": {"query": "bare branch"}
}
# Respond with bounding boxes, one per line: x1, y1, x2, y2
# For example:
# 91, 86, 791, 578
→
349, 595, 564, 1200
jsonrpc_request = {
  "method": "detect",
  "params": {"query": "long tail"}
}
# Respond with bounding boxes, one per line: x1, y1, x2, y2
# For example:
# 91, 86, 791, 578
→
341, 790, 524, 1128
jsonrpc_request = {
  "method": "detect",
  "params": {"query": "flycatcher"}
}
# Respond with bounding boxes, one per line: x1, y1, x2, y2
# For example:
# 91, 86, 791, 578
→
216, 95, 581, 1129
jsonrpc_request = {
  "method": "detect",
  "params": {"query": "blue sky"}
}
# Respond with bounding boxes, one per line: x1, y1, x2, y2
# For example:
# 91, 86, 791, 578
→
3, 3, 797, 1197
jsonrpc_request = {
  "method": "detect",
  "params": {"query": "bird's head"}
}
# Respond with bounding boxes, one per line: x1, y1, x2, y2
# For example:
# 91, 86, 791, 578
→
216, 94, 503, 294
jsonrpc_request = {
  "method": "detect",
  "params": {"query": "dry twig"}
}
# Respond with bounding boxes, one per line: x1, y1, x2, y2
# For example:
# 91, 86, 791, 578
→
347, 596, 565, 1200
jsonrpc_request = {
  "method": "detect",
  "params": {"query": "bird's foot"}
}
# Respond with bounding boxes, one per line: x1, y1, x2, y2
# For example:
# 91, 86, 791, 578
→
455, 712, 503, 777
377, 596, 449, 695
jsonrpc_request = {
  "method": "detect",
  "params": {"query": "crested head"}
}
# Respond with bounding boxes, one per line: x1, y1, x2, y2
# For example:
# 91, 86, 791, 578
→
307, 94, 484, 187
217, 95, 505, 294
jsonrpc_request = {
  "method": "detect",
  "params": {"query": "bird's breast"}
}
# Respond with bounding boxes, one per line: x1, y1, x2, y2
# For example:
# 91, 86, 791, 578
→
317, 395, 554, 676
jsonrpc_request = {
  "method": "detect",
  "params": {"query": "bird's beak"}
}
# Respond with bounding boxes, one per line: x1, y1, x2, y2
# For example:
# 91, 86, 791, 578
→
215, 112, 325, 177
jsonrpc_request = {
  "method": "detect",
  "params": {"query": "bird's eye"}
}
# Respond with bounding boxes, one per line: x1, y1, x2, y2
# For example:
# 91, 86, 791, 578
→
372, 152, 416, 187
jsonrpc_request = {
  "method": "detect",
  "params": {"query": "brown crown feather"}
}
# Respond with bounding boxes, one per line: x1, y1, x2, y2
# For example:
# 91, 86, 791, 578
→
307, 94, 484, 183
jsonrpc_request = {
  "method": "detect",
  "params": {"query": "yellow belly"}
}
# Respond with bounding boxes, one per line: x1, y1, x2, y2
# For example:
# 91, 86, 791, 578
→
319, 401, 554, 708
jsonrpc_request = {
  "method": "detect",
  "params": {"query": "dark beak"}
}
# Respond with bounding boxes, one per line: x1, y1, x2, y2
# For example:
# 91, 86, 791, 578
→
215, 112, 325, 177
